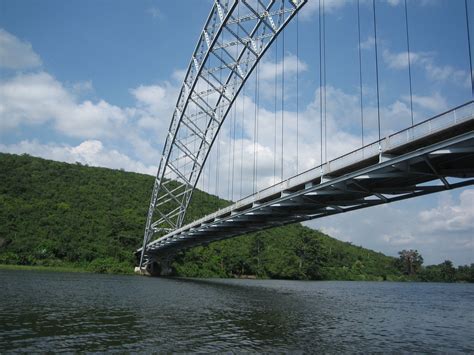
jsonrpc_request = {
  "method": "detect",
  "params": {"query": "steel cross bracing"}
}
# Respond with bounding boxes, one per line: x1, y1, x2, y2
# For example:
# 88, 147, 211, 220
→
140, 0, 307, 266
138, 101, 474, 260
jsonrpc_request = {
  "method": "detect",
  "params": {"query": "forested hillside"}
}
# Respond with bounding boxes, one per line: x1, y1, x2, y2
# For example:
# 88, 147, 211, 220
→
0, 152, 452, 281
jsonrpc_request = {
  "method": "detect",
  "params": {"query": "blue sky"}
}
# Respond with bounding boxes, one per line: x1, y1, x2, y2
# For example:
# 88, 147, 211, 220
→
1, 0, 473, 265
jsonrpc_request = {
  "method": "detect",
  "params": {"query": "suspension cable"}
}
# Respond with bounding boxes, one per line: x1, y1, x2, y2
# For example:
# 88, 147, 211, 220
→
296, 11, 299, 174
357, 0, 364, 146
238, 2, 244, 200
215, 131, 220, 204
404, 0, 414, 126
206, 147, 210, 199
227, 94, 236, 201
274, 33, 278, 185
254, 2, 261, 194
373, 0, 382, 145
253, 62, 258, 194
466, 0, 474, 98
281, 25, 285, 181
323, 0, 327, 163
230, 95, 236, 200
230, 3, 241, 201
319, 0, 323, 169
227, 108, 232, 200
216, 37, 225, 205
240, 86, 245, 198
205, 60, 211, 201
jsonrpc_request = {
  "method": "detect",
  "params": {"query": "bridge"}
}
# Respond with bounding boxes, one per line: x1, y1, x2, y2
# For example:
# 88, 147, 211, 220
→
136, 0, 474, 275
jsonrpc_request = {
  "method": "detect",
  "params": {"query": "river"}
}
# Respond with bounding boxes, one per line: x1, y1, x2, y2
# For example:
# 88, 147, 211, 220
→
1, 269, 473, 352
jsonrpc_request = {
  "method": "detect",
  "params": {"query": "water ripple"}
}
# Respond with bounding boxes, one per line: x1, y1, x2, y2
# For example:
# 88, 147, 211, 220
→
1, 270, 473, 352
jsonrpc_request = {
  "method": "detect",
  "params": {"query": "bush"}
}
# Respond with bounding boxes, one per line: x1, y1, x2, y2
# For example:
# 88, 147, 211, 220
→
87, 258, 132, 274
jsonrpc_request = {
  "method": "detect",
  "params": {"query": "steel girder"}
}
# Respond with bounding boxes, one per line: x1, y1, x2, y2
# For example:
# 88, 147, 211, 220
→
140, 0, 307, 266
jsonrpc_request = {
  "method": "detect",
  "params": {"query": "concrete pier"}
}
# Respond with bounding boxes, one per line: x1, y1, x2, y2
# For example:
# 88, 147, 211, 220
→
134, 259, 172, 276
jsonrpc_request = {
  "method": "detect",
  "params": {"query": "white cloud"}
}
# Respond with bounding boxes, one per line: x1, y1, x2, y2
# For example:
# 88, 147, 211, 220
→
424, 62, 467, 84
383, 49, 413, 70
382, 49, 469, 86
360, 36, 375, 50
0, 29, 42, 69
0, 71, 68, 129
131, 84, 171, 111
172, 69, 186, 83
419, 190, 474, 233
406, 93, 447, 113
382, 232, 416, 246
320, 226, 352, 242
0, 71, 128, 138
259, 54, 307, 81
71, 80, 93, 96
147, 7, 164, 20
0, 29, 180, 166
300, 0, 346, 20
0, 139, 157, 175
129, 81, 179, 140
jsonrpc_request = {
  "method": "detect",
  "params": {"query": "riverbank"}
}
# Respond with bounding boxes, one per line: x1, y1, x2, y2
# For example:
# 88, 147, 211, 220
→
0, 262, 134, 275
0, 263, 89, 273
2, 264, 470, 283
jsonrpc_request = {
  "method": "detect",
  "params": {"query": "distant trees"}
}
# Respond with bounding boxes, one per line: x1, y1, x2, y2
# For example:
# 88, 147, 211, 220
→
419, 260, 470, 283
439, 260, 456, 282
455, 264, 474, 283
396, 249, 424, 275
395, 247, 474, 283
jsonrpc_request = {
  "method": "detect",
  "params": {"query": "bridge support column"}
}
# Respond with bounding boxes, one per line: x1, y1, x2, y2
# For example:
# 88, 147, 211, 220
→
134, 258, 173, 277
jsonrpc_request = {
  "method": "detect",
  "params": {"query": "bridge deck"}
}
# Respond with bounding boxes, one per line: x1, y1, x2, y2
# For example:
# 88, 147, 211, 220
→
140, 101, 474, 260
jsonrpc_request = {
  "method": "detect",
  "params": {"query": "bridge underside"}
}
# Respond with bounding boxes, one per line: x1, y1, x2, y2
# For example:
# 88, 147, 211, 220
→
138, 104, 474, 265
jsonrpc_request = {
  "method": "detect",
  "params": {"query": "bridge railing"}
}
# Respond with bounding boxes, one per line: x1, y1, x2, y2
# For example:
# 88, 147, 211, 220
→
236, 100, 474, 209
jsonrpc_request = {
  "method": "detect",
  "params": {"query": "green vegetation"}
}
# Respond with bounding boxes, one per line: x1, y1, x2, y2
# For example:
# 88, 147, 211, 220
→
0, 153, 472, 282
395, 249, 474, 282
173, 224, 399, 281
0, 263, 89, 273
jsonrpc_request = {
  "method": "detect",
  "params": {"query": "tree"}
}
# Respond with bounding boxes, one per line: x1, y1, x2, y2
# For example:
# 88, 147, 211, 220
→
293, 233, 324, 280
439, 260, 456, 282
249, 233, 265, 276
397, 249, 424, 276
456, 264, 474, 282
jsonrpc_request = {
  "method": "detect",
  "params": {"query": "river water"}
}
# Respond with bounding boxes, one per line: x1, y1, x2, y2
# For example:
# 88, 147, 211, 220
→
1, 269, 473, 352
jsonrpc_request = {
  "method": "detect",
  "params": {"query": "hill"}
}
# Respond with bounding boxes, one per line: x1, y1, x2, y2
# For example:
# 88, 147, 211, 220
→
0, 152, 402, 280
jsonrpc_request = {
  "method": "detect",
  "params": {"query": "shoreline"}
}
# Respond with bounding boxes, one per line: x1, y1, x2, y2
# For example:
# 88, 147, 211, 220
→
1, 264, 470, 283
0, 263, 90, 273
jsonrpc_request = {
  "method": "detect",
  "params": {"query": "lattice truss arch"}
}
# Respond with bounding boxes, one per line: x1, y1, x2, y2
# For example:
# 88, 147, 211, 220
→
140, 0, 307, 264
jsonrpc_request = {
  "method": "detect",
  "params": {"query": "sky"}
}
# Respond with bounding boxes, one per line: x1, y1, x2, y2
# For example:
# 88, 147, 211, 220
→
0, 0, 473, 265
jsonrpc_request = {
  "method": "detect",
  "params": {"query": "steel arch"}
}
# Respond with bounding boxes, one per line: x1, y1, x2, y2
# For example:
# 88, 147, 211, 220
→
140, 0, 307, 266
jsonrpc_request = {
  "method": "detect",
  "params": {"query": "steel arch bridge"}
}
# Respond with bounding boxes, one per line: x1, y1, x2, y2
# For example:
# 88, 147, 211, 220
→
136, 0, 474, 275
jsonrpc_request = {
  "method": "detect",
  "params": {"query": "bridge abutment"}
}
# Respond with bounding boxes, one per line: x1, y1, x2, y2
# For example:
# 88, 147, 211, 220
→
134, 259, 172, 277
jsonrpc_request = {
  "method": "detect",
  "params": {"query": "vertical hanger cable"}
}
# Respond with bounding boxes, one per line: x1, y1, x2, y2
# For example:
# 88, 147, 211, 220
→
296, 12, 300, 174
404, 0, 414, 126
373, 0, 382, 145
465, 0, 474, 98
357, 0, 365, 147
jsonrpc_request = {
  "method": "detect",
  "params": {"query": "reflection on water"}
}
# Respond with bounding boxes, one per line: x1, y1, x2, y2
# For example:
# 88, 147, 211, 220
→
1, 270, 473, 352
